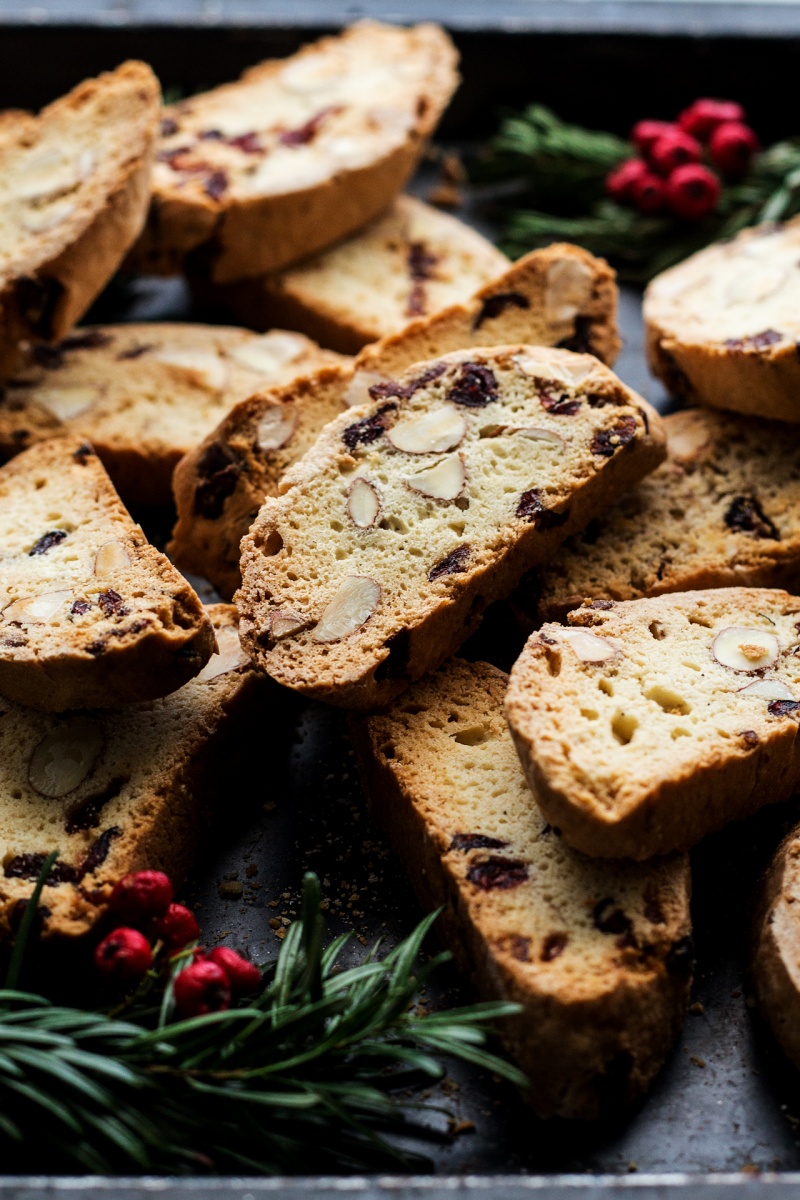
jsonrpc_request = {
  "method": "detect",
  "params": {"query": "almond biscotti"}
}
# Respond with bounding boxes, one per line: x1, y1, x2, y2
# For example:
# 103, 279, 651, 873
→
0, 62, 160, 378
201, 195, 510, 353
0, 324, 343, 505
506, 589, 800, 860
752, 822, 800, 1070
351, 658, 692, 1119
645, 219, 800, 422
0, 436, 214, 711
0, 604, 264, 942
236, 345, 664, 709
170, 243, 620, 598
527, 408, 800, 624
131, 22, 459, 283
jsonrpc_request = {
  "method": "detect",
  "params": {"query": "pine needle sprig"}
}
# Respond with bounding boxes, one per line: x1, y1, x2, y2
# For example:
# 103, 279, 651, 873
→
0, 872, 525, 1175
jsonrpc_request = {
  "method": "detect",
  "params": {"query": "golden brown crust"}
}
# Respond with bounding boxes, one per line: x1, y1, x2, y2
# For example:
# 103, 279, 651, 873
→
751, 825, 800, 1068
350, 658, 692, 1119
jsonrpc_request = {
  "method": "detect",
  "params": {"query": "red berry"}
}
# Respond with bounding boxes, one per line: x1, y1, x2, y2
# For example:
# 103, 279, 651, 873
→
154, 902, 200, 948
94, 927, 152, 984
678, 98, 746, 141
173, 960, 231, 1018
207, 946, 262, 995
630, 171, 666, 215
631, 120, 675, 154
606, 158, 650, 204
649, 130, 702, 177
708, 121, 759, 177
665, 164, 721, 221
109, 871, 173, 924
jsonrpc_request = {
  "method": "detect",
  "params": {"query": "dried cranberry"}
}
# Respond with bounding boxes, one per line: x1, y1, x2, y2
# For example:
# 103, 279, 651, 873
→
429, 544, 471, 582
228, 132, 262, 154
515, 489, 570, 527
447, 363, 498, 408
207, 946, 261, 995
29, 530, 67, 556
472, 291, 529, 330
117, 344, 154, 361
405, 241, 438, 317
160, 117, 179, 137
508, 936, 531, 962
539, 385, 581, 416
724, 495, 779, 540
61, 330, 112, 352
450, 832, 508, 852
725, 329, 782, 351
194, 442, 243, 518
541, 932, 568, 961
342, 403, 397, 451
80, 827, 122, 875
644, 897, 666, 925
593, 898, 632, 935
556, 316, 596, 357
768, 699, 800, 717
4, 853, 78, 884
94, 927, 152, 984
369, 365, 446, 402
73, 443, 93, 465
590, 416, 637, 457
467, 856, 529, 890
198, 128, 223, 141
740, 729, 760, 747
173, 960, 231, 1017
66, 777, 126, 833
97, 590, 127, 618
204, 171, 228, 200
279, 105, 341, 146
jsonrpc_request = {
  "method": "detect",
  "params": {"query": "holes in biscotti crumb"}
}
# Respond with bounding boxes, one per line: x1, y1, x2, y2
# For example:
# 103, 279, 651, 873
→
381, 742, 396, 760
646, 685, 691, 716
671, 727, 691, 739
611, 711, 638, 745
598, 678, 614, 696
683, 661, 702, 671
544, 647, 561, 677
688, 613, 713, 628
581, 708, 599, 720
453, 726, 489, 746
263, 531, 284, 556
649, 621, 667, 640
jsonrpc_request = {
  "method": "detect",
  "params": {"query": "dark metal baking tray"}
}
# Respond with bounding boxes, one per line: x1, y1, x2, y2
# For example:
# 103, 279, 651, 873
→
6, 6, 800, 1195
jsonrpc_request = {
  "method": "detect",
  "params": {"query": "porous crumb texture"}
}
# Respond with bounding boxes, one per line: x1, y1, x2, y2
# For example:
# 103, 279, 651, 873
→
645, 218, 800, 422
205, 194, 510, 353
237, 344, 664, 710
0, 435, 215, 711
169, 363, 353, 600
529, 408, 800, 623
131, 21, 459, 282
0, 323, 342, 505
0, 61, 160, 376
351, 658, 692, 1119
506, 588, 800, 860
0, 604, 263, 941
751, 823, 800, 1070
176, 244, 621, 600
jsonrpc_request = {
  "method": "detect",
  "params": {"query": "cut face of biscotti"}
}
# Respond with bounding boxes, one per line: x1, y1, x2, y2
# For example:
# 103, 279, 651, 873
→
202, 195, 510, 353
0, 61, 160, 378
506, 588, 800, 861
236, 344, 664, 710
169, 242, 620, 599
131, 21, 459, 283
351, 658, 692, 1119
0, 436, 215, 711
0, 604, 263, 942
527, 407, 800, 624
752, 822, 800, 1070
0, 324, 343, 506
645, 219, 800, 422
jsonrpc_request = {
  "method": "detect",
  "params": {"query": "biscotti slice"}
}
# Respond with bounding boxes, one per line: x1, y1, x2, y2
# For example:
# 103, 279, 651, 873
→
351, 658, 692, 1119
236, 344, 664, 710
645, 218, 800, 422
0, 604, 264, 942
0, 436, 215, 711
0, 324, 343, 505
506, 588, 800, 861
169, 243, 620, 598
751, 822, 800, 1070
0, 62, 160, 378
131, 21, 459, 283
202, 195, 510, 353
527, 407, 800, 624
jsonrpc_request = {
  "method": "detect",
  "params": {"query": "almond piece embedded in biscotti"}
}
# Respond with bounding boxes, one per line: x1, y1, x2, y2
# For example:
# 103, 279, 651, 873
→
351, 657, 692, 1120
195, 623, 248, 681
311, 576, 381, 643
237, 344, 665, 709
227, 333, 308, 374
256, 404, 298, 451
28, 716, 105, 797
154, 348, 229, 392
506, 588, 800, 860
0, 436, 214, 711
557, 627, 619, 663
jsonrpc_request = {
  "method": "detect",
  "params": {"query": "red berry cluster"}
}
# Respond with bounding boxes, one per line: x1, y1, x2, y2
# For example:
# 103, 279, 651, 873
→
94, 870, 261, 1017
606, 99, 759, 221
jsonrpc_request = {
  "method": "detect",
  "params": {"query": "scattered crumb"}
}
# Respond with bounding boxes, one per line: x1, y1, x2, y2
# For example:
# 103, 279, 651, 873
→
628, 1163, 638, 1174
218, 880, 243, 899
689, 1055, 706, 1069
275, 927, 286, 940
689, 1002, 705, 1015
448, 1119, 475, 1136
741, 1164, 761, 1175
245, 863, 258, 878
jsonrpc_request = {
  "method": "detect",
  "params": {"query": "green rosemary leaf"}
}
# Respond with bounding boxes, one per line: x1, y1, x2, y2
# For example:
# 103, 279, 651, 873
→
4, 850, 59, 991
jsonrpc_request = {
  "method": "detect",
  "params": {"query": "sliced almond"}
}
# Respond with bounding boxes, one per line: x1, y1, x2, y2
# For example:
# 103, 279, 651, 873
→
257, 404, 298, 451
270, 609, 309, 642
35, 385, 100, 421
228, 333, 307, 374
94, 540, 131, 577
405, 453, 465, 501
514, 350, 595, 388
558, 628, 619, 663
387, 407, 466, 455
311, 576, 381, 643
667, 415, 711, 462
346, 478, 381, 528
740, 679, 795, 700
17, 149, 85, 202
196, 624, 249, 682
712, 627, 779, 672
28, 716, 105, 798
3, 590, 71, 624
344, 370, 389, 408
545, 259, 594, 325
154, 349, 229, 392
20, 199, 76, 233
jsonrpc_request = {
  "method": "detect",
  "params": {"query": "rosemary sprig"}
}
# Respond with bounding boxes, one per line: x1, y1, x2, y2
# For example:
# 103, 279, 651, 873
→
0, 872, 524, 1174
